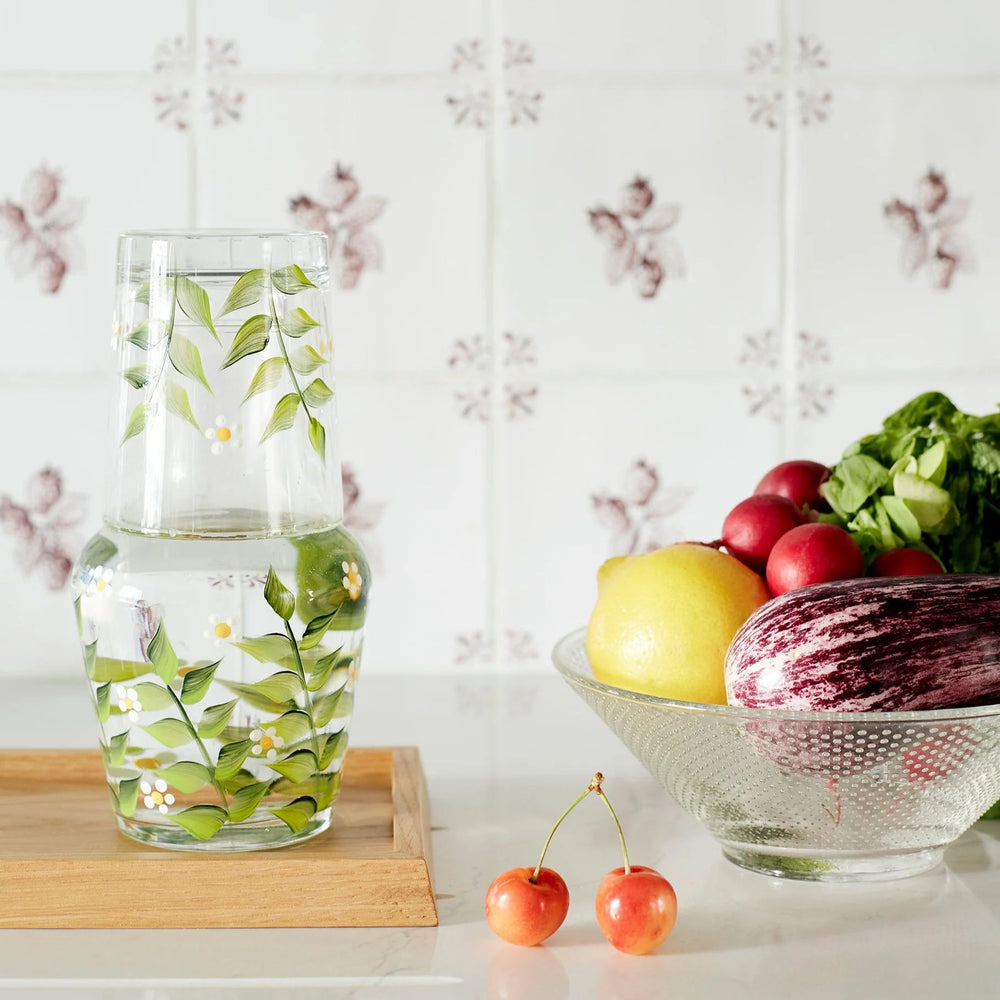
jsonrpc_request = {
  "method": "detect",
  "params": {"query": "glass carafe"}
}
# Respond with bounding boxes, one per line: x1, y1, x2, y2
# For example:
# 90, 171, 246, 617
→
72, 231, 368, 851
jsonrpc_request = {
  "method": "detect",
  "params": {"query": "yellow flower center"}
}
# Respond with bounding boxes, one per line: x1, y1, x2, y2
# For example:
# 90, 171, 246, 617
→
259, 735, 274, 751
150, 791, 164, 806
96, 579, 107, 592
134, 757, 161, 770
214, 622, 232, 639
216, 426, 232, 442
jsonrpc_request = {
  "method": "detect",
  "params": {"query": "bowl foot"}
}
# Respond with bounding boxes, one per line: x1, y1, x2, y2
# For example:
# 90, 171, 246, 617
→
720, 843, 945, 882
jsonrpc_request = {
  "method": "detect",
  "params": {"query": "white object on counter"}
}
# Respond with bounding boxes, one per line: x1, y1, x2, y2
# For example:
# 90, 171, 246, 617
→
1, 673, 998, 998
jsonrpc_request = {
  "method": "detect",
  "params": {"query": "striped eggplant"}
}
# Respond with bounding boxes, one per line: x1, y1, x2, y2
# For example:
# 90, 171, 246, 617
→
725, 574, 1000, 712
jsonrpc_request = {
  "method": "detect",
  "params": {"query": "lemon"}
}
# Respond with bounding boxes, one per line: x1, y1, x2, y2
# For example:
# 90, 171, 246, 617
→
585, 543, 770, 704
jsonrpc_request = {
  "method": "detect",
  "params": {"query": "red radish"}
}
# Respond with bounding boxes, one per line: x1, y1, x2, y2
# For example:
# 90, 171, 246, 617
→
765, 522, 863, 596
754, 460, 831, 511
869, 548, 944, 577
721, 494, 805, 573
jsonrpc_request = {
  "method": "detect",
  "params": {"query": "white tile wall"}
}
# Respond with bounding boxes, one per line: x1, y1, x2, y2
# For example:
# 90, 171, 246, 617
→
1, 1, 999, 682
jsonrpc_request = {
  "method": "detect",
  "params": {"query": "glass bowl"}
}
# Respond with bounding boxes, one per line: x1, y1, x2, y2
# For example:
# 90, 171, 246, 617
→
553, 628, 1000, 882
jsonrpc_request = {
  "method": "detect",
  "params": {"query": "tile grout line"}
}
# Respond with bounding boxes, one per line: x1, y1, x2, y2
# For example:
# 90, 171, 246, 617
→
778, 0, 797, 457
485, 0, 502, 680
188, 0, 201, 226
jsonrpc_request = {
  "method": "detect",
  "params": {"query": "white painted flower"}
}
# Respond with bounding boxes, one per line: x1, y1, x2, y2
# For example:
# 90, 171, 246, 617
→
87, 565, 114, 596
205, 416, 242, 455
250, 727, 284, 761
140, 778, 175, 814
204, 613, 234, 645
116, 685, 142, 721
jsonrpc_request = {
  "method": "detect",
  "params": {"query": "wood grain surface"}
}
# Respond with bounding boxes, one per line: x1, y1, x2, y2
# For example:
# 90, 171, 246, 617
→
0, 746, 437, 928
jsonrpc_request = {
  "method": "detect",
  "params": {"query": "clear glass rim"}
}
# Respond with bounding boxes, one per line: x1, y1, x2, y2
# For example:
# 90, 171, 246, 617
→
552, 627, 1000, 724
118, 229, 328, 241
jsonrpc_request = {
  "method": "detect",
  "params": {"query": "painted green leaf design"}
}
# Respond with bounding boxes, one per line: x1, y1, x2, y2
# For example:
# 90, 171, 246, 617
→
318, 728, 349, 770
290, 345, 326, 376
103, 730, 131, 768
268, 749, 318, 784
264, 566, 296, 621
270, 710, 312, 745
220, 314, 271, 370
300, 612, 337, 652
131, 681, 175, 711
165, 380, 202, 433
155, 760, 212, 793
222, 770, 260, 794
122, 364, 153, 389
170, 804, 228, 840
302, 378, 334, 408
277, 306, 320, 338
307, 652, 349, 693
90, 656, 152, 683
126, 321, 152, 349
147, 624, 179, 683
223, 670, 302, 708
270, 796, 317, 833
227, 780, 272, 823
313, 771, 342, 810
308, 417, 326, 462
95, 681, 111, 723
168, 334, 213, 393
141, 717, 195, 749
215, 739, 254, 781
230, 632, 294, 664
196, 699, 239, 739
81, 534, 118, 569
271, 264, 316, 294
260, 392, 300, 443
121, 402, 150, 444
241, 357, 285, 404
134, 281, 151, 305
118, 776, 141, 818
175, 276, 219, 342
314, 689, 352, 728
180, 659, 221, 705
218, 268, 265, 317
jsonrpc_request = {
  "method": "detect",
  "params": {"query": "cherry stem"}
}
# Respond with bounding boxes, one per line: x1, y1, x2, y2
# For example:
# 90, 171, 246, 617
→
531, 772, 633, 881
593, 781, 631, 876
530, 782, 593, 882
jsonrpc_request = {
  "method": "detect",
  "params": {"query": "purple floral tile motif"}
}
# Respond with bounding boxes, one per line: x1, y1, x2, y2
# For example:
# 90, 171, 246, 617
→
592, 460, 693, 556
0, 166, 84, 294
153, 36, 244, 130
884, 169, 973, 290
0, 468, 87, 590
739, 330, 834, 421
341, 462, 384, 568
588, 177, 683, 299
745, 36, 832, 129
290, 165, 386, 290
445, 37, 542, 128
454, 629, 538, 667
502, 39, 542, 126
448, 332, 539, 421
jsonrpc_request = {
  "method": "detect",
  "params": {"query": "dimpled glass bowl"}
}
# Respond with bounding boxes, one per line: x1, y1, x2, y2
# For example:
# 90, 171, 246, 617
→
554, 628, 1000, 882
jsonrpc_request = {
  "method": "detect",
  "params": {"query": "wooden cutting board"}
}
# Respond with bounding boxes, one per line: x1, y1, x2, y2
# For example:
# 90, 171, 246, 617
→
0, 746, 437, 929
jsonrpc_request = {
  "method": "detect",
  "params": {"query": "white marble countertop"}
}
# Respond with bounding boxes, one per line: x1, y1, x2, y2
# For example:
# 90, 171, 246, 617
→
2, 672, 1000, 999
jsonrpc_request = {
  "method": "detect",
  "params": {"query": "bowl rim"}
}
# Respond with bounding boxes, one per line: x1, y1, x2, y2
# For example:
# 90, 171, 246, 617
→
553, 627, 1000, 724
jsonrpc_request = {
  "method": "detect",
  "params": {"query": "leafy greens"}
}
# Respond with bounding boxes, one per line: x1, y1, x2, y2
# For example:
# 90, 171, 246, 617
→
819, 391, 1000, 573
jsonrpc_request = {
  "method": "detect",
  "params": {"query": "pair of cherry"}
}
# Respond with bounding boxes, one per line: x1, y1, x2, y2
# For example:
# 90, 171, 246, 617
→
484, 773, 677, 956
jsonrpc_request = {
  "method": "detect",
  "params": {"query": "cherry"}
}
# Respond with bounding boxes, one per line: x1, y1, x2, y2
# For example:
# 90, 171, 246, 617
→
484, 867, 570, 947
589, 774, 677, 955
484, 773, 678, 955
